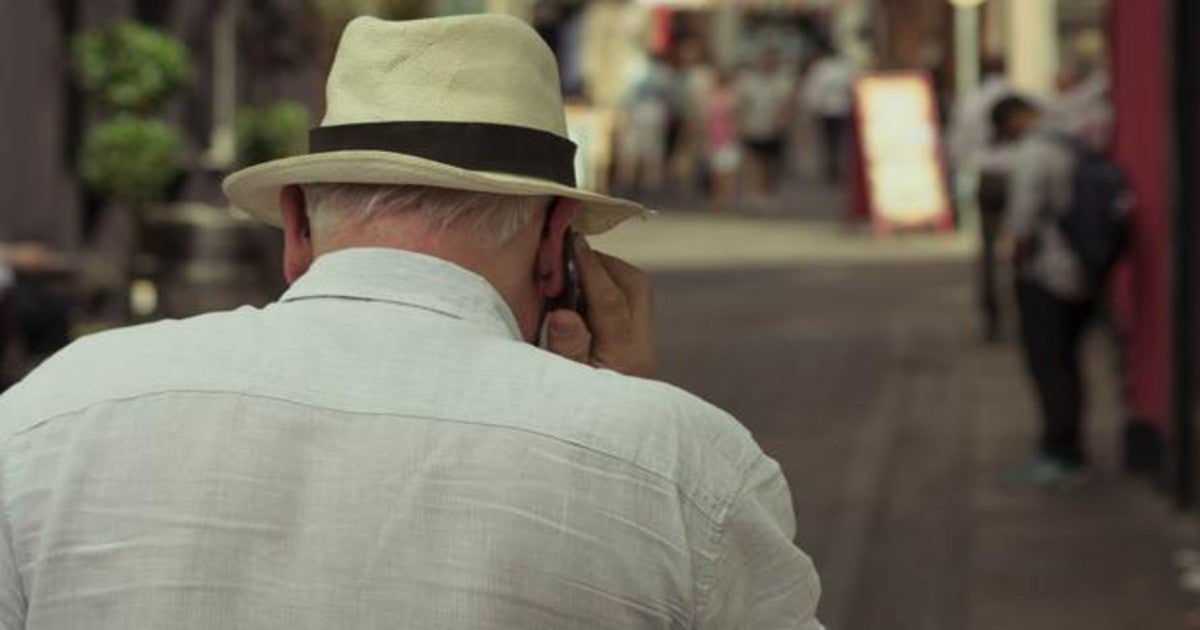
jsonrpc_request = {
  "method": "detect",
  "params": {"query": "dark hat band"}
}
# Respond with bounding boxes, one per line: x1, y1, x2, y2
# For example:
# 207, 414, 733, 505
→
309, 121, 578, 187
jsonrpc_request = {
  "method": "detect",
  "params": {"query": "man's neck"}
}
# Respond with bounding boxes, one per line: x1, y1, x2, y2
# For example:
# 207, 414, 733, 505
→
317, 222, 489, 274
313, 223, 540, 342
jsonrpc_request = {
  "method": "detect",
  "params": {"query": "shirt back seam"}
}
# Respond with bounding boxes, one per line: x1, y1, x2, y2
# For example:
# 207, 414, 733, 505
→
5, 387, 729, 525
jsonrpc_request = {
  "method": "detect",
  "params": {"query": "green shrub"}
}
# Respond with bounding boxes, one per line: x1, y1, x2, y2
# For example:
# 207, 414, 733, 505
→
80, 116, 184, 206
73, 21, 193, 115
236, 101, 311, 167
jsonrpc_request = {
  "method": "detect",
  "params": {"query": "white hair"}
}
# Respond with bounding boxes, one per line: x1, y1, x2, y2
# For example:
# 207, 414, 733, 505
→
301, 183, 550, 247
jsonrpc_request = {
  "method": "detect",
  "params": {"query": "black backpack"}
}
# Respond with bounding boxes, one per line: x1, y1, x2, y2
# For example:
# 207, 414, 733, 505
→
1051, 136, 1134, 291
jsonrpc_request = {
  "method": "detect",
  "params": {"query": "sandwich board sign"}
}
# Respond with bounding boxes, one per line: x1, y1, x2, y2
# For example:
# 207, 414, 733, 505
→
852, 71, 954, 234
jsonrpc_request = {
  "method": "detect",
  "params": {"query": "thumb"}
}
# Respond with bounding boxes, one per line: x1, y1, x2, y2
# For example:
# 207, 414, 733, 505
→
545, 309, 592, 365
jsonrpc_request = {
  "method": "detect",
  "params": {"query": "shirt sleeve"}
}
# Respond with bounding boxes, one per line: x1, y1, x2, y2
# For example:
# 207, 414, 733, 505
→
0, 449, 26, 630
697, 456, 824, 629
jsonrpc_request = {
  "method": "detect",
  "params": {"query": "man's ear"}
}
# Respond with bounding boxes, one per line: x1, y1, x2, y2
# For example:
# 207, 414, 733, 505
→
280, 185, 314, 284
537, 197, 581, 299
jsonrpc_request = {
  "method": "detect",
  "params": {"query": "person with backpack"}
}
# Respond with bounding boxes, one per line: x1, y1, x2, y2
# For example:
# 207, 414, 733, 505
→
994, 95, 1131, 486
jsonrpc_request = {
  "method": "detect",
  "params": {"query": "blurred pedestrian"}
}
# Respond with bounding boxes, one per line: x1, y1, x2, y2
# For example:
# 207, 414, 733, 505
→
705, 69, 743, 213
670, 37, 716, 195
1048, 56, 1113, 153
615, 54, 675, 196
738, 47, 795, 203
998, 92, 1128, 486
947, 56, 1017, 342
0, 15, 824, 629
802, 44, 858, 184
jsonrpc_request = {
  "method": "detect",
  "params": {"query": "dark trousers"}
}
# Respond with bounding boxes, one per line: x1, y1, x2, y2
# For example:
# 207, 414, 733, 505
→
1016, 280, 1094, 467
819, 115, 849, 183
978, 173, 1009, 340
744, 136, 787, 193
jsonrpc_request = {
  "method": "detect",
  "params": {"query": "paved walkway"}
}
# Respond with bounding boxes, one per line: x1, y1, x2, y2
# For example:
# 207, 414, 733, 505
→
590, 212, 971, 270
600, 181, 1200, 628
643, 259, 1198, 629
591, 178, 968, 271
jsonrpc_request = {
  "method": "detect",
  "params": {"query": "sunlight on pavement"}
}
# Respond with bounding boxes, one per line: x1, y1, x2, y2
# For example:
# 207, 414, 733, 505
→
590, 212, 974, 271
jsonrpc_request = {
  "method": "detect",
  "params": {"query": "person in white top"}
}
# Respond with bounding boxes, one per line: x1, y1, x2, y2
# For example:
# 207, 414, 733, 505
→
670, 37, 717, 191
948, 58, 1015, 177
0, 15, 823, 630
1047, 58, 1114, 154
738, 48, 796, 202
946, 57, 1017, 342
615, 55, 677, 196
801, 46, 858, 183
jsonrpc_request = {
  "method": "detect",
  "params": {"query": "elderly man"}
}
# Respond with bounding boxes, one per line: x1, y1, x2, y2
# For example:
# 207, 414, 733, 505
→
0, 15, 822, 629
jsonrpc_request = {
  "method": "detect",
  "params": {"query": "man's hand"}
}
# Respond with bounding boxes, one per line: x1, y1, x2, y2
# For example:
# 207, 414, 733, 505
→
545, 238, 655, 378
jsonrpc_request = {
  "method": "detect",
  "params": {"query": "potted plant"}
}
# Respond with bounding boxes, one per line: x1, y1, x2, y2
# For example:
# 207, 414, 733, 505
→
74, 21, 193, 116
235, 100, 311, 168
72, 21, 193, 321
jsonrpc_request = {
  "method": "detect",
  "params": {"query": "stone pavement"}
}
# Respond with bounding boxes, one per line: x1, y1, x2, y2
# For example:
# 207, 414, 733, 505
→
593, 182, 1199, 628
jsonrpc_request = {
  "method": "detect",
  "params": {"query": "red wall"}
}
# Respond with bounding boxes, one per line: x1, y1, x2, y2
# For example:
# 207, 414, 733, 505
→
1111, 0, 1171, 431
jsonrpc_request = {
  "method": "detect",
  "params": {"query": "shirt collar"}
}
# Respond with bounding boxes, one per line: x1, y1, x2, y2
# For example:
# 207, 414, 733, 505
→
280, 248, 524, 341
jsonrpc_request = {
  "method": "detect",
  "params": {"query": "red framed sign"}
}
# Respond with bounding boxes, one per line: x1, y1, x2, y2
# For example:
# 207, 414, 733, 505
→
852, 71, 954, 234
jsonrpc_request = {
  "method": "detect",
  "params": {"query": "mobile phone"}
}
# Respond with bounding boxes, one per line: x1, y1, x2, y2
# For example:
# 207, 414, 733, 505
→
546, 231, 587, 317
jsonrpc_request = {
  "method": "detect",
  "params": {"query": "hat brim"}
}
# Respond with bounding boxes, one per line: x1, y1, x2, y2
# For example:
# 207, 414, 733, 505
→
223, 151, 650, 235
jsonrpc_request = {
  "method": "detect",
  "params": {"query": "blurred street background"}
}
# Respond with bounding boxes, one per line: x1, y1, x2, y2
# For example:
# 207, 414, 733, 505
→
4, 0, 1200, 627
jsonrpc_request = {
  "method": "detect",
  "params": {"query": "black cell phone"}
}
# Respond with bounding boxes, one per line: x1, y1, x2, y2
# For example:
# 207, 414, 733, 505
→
546, 231, 586, 317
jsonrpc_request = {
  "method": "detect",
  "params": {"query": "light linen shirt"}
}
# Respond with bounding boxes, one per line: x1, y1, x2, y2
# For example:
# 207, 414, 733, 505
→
0, 248, 822, 629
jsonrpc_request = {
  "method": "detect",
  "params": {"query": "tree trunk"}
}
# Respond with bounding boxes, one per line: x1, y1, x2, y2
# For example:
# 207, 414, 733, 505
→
80, 201, 141, 323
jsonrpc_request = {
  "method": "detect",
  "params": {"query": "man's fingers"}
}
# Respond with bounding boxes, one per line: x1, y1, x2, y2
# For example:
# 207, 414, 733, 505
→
545, 309, 592, 365
594, 252, 647, 299
561, 237, 656, 377
574, 238, 632, 340
597, 253, 656, 376
595, 252, 651, 322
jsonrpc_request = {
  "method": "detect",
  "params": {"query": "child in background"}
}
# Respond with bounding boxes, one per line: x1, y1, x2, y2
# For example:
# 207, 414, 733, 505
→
705, 70, 742, 213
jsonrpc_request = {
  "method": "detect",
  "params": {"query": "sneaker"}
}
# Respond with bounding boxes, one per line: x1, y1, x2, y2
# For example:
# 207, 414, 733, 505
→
1004, 456, 1089, 488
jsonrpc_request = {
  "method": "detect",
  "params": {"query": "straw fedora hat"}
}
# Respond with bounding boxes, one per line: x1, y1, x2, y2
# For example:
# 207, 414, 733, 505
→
223, 14, 648, 235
